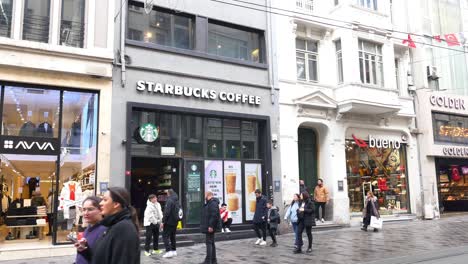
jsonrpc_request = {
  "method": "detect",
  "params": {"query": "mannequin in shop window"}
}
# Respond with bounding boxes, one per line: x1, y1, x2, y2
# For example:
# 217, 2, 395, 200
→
19, 111, 36, 137
1, 185, 12, 221
28, 177, 40, 198
36, 112, 54, 138
58, 180, 83, 230
69, 115, 82, 154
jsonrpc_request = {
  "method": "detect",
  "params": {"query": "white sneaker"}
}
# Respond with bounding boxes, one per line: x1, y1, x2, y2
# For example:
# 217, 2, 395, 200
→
225, 228, 231, 233
162, 251, 173, 258
221, 228, 225, 233
321, 218, 325, 223
172, 251, 177, 257
255, 238, 262, 245
259, 240, 267, 246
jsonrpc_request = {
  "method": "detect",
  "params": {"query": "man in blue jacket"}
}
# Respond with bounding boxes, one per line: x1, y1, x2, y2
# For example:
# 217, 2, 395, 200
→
253, 189, 268, 246
200, 191, 221, 264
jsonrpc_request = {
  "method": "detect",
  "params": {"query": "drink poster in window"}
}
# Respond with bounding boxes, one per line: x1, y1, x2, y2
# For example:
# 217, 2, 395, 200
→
224, 161, 243, 224
245, 163, 262, 221
204, 160, 223, 204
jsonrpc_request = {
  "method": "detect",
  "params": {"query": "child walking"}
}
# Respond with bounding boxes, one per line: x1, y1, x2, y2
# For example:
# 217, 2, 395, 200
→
266, 200, 280, 247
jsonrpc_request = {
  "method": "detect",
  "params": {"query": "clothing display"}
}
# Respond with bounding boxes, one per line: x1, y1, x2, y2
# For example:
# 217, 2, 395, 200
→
19, 121, 36, 137
58, 181, 83, 219
1, 194, 11, 213
36, 122, 54, 137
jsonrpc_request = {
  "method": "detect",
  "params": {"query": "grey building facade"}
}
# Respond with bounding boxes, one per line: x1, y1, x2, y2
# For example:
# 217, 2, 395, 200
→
111, 0, 280, 227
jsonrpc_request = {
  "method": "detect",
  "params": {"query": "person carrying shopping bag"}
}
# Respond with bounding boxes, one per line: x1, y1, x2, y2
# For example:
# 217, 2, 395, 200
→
361, 191, 381, 232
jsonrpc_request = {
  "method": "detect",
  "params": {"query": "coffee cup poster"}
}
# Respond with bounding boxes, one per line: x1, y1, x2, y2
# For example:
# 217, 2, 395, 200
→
245, 163, 262, 221
204, 160, 224, 204
224, 161, 243, 224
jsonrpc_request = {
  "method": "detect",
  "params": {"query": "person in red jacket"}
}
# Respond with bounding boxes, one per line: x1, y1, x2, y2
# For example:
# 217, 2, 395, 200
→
219, 203, 232, 233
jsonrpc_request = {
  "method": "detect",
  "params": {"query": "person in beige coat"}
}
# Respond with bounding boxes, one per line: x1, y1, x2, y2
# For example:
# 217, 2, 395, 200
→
143, 194, 163, 256
313, 179, 329, 223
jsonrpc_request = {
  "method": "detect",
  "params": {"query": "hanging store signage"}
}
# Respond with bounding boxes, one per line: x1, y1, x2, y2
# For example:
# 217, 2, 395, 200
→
430, 95, 466, 110
136, 81, 261, 105
0, 136, 60, 155
352, 134, 402, 149
139, 123, 159, 143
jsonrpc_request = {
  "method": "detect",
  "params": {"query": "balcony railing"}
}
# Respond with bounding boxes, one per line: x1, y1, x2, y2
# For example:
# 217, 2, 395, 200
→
296, 0, 314, 11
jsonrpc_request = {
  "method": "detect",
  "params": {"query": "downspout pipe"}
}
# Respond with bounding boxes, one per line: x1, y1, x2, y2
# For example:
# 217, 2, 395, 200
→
120, 0, 126, 88
266, 0, 276, 105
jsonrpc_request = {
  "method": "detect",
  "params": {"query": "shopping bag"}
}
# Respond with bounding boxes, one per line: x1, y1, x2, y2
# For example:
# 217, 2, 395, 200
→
176, 220, 183, 230
370, 216, 383, 229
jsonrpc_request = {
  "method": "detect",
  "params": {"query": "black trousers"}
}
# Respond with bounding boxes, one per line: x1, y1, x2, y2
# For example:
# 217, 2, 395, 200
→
204, 232, 217, 263
222, 218, 232, 229
145, 224, 160, 251
163, 224, 177, 252
268, 224, 277, 243
253, 222, 267, 240
47, 213, 53, 234
315, 202, 326, 219
297, 222, 313, 249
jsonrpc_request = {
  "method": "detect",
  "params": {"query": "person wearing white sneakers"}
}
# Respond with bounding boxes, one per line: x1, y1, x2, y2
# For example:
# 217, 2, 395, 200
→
143, 194, 163, 257
252, 189, 268, 246
162, 189, 180, 258
314, 179, 329, 223
219, 203, 232, 233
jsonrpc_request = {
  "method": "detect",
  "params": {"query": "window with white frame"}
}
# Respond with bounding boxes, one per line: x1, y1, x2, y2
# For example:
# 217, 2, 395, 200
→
394, 58, 400, 91
296, 38, 318, 82
357, 0, 378, 11
0, 0, 13, 38
60, 0, 85, 48
296, 0, 313, 11
335, 39, 343, 84
358, 39, 383, 86
23, 0, 51, 43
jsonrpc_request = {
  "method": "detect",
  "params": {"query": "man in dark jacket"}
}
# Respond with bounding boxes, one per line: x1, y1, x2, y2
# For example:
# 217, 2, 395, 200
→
253, 189, 268, 246
200, 191, 221, 264
162, 189, 180, 258
299, 180, 309, 194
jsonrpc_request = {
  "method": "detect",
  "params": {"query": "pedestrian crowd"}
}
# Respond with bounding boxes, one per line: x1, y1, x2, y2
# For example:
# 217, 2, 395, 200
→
72, 178, 380, 263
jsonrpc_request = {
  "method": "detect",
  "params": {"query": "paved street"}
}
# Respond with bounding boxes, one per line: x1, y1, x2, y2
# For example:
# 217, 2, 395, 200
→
3, 214, 468, 264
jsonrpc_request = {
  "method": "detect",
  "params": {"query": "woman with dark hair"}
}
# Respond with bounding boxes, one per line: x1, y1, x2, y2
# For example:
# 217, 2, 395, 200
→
361, 191, 380, 232
74, 196, 106, 264
89, 187, 140, 264
294, 191, 315, 254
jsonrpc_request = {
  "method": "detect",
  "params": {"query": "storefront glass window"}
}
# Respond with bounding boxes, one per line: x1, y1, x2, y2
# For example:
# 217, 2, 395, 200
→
2, 86, 60, 138
127, 2, 194, 50
60, 0, 85, 48
56, 91, 98, 243
182, 115, 203, 157
0, 0, 13, 38
160, 113, 181, 156
205, 118, 223, 158
346, 139, 409, 215
208, 22, 262, 63
242, 121, 258, 159
131, 110, 160, 157
224, 119, 241, 159
23, 0, 51, 43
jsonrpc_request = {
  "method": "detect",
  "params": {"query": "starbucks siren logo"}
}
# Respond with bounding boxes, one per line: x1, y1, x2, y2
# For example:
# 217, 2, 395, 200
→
210, 170, 217, 178
139, 123, 159, 143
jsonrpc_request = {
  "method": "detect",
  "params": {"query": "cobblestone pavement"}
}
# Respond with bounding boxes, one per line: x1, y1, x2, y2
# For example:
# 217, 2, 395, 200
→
3, 214, 468, 264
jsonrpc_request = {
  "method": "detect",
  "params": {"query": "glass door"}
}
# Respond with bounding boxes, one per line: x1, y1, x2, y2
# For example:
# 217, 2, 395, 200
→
184, 160, 203, 226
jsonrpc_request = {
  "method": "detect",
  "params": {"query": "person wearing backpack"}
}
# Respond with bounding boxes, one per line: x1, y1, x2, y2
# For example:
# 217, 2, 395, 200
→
200, 191, 221, 264
162, 189, 180, 258
266, 200, 280, 247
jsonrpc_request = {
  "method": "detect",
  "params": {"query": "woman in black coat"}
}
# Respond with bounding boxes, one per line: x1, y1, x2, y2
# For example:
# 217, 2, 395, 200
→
361, 191, 380, 232
85, 187, 141, 264
295, 191, 315, 254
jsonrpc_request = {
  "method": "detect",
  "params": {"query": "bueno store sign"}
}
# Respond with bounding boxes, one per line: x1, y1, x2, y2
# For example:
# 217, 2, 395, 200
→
137, 81, 261, 105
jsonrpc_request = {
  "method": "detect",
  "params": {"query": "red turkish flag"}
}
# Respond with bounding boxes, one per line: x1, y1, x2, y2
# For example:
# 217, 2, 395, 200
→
434, 35, 442, 42
445, 34, 460, 46
402, 34, 416, 48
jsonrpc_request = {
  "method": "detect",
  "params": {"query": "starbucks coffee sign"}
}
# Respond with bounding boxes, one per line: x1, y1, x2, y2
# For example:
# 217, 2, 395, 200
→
136, 80, 261, 105
139, 123, 159, 143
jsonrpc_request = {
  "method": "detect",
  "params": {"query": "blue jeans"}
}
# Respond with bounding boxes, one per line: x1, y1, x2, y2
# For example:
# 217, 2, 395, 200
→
292, 222, 299, 246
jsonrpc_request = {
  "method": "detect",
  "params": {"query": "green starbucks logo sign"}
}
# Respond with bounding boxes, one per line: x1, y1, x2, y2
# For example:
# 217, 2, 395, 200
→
139, 123, 159, 143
